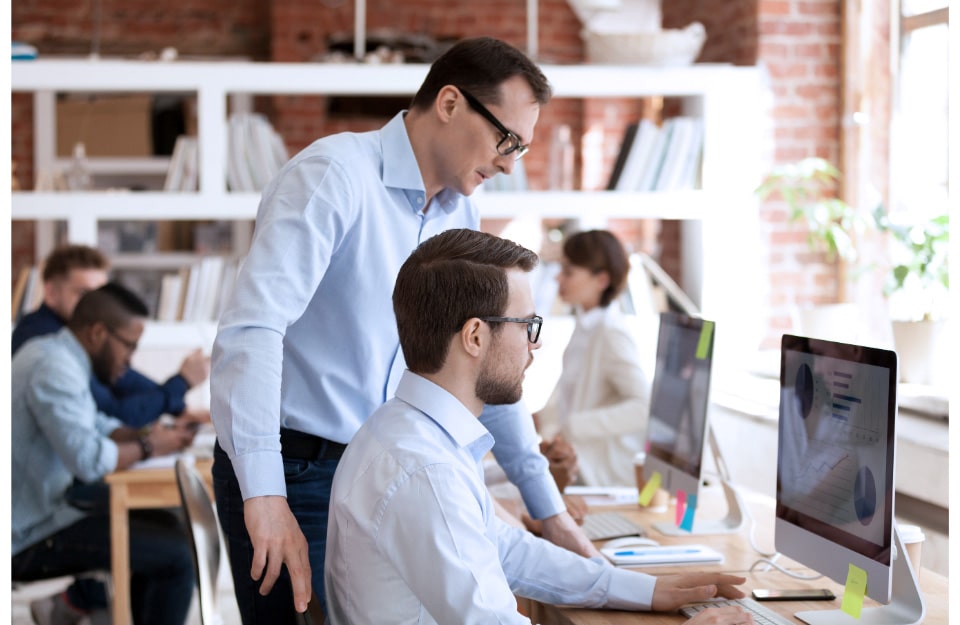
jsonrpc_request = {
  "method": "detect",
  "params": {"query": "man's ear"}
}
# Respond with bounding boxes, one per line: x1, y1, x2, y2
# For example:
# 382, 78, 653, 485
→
459, 317, 485, 358
436, 85, 462, 124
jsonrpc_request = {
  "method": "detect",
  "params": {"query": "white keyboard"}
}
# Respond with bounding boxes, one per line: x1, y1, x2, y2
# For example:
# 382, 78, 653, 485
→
581, 512, 645, 541
680, 598, 793, 625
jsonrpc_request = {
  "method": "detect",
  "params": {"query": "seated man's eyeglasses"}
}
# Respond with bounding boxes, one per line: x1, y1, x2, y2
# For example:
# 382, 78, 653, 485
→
456, 87, 530, 160
478, 315, 543, 344
106, 327, 139, 352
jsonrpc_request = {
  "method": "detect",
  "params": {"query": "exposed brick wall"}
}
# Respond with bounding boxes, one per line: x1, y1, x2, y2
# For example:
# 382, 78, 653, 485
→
11, 0, 270, 58
13, 0, 880, 351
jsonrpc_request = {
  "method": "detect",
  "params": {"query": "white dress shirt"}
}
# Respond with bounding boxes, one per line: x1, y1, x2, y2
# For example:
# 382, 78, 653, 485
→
325, 371, 656, 625
538, 305, 651, 486
211, 112, 562, 519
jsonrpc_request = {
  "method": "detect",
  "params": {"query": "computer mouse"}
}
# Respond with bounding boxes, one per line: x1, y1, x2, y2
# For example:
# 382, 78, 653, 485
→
601, 536, 660, 550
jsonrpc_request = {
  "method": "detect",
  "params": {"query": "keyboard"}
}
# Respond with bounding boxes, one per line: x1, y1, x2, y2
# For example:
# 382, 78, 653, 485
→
580, 512, 645, 541
680, 598, 793, 625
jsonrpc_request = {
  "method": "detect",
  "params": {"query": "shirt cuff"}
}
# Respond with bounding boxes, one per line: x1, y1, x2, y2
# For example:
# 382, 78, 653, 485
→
231, 449, 288, 500
604, 567, 656, 611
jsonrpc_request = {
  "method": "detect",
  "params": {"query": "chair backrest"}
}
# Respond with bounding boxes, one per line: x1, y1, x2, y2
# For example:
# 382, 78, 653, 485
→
175, 458, 222, 625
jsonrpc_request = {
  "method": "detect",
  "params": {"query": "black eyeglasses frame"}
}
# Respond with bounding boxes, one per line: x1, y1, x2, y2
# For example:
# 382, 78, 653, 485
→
456, 88, 530, 160
478, 315, 543, 344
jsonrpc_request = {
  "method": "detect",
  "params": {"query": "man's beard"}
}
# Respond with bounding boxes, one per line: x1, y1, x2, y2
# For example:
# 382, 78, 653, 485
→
475, 354, 529, 406
91, 342, 117, 385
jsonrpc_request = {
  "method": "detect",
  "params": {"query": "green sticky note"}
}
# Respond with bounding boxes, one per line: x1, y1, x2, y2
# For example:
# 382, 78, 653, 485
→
638, 471, 662, 506
841, 563, 867, 619
695, 321, 714, 360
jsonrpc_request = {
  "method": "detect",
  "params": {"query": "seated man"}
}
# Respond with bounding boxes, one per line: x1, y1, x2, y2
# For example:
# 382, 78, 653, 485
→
12, 283, 198, 625
325, 229, 749, 624
13, 244, 210, 427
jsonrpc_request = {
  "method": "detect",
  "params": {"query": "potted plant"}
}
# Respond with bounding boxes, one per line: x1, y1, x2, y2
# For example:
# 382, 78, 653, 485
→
755, 157, 872, 340
873, 209, 949, 384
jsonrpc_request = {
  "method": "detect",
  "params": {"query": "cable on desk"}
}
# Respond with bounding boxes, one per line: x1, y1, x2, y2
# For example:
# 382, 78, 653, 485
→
749, 557, 824, 580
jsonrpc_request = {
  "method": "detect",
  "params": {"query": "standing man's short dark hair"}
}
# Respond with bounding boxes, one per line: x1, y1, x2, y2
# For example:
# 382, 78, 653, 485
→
410, 37, 552, 111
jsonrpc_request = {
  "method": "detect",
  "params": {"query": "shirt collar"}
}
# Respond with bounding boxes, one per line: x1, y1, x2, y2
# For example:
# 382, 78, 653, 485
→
394, 370, 494, 461
380, 111, 462, 217
574, 304, 610, 331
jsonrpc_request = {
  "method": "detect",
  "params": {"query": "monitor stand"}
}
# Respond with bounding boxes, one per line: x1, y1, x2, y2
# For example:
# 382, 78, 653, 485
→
795, 526, 926, 625
653, 426, 746, 536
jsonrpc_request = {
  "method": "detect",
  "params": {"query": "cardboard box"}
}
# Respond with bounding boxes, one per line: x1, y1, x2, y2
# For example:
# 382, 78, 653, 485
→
56, 95, 153, 157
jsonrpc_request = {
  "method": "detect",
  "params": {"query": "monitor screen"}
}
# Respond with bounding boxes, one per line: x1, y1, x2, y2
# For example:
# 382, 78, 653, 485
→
643, 312, 715, 499
776, 334, 898, 604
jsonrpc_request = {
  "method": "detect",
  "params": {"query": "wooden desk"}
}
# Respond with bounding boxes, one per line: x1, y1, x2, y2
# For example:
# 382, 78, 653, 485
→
104, 457, 212, 625
537, 570, 949, 624
538, 484, 948, 624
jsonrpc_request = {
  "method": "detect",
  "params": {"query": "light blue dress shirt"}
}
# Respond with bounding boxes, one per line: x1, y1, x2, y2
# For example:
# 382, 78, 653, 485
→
211, 112, 563, 519
11, 328, 123, 555
325, 371, 656, 624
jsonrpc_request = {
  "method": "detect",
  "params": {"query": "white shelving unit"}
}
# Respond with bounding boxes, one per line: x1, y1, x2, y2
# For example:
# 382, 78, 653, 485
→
11, 58, 770, 361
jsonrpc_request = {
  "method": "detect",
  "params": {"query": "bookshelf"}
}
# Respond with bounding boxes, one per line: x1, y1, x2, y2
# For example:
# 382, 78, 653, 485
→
11, 59, 769, 362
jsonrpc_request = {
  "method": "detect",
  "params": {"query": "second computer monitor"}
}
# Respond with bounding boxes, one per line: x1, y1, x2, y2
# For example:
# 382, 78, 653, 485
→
643, 312, 715, 501
776, 334, 924, 624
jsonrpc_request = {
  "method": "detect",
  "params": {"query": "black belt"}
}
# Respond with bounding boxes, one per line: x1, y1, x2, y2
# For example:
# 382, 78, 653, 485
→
280, 428, 347, 461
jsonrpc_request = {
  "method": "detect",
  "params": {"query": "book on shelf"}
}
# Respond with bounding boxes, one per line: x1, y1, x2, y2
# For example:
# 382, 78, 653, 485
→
163, 135, 199, 192
606, 122, 640, 191
227, 113, 289, 192
149, 255, 241, 322
636, 118, 676, 192
613, 119, 661, 192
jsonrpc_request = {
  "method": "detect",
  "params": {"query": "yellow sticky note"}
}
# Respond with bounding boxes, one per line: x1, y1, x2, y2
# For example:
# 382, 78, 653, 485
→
841, 563, 868, 619
695, 321, 714, 360
638, 471, 662, 506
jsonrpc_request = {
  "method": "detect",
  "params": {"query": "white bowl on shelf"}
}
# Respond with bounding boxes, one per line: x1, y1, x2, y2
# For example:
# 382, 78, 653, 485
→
583, 22, 706, 66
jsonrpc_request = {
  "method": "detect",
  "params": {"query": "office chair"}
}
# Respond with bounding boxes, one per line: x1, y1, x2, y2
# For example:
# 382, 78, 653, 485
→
175, 458, 228, 625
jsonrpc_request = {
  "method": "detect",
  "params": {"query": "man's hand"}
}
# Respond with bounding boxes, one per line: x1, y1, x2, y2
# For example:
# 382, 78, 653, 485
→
650, 573, 747, 612
522, 494, 588, 534
243, 496, 312, 614
148, 420, 196, 456
539, 510, 602, 559
179, 408, 211, 426
539, 434, 579, 491
178, 348, 211, 387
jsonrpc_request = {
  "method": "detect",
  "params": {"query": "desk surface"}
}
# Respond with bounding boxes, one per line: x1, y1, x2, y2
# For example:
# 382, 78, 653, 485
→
538, 569, 948, 624
546, 484, 948, 624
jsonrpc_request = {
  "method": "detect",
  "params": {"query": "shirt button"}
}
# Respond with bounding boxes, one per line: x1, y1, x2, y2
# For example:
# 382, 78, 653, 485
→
417, 196, 424, 204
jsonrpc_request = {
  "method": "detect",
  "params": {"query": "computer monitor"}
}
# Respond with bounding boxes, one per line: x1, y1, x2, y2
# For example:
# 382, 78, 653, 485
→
643, 312, 744, 536
776, 334, 925, 625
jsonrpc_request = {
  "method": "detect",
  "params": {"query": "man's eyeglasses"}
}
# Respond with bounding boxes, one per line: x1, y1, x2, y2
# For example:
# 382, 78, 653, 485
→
106, 327, 138, 352
457, 88, 530, 160
478, 315, 543, 344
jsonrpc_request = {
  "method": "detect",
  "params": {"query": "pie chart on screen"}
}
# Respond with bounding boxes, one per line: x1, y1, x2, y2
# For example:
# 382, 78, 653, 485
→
854, 465, 877, 525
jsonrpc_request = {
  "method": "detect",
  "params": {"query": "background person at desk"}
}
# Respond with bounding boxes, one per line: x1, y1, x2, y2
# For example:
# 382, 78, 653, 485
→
12, 283, 198, 625
326, 229, 748, 625
12, 243, 212, 428
536, 230, 651, 487
210, 36, 596, 622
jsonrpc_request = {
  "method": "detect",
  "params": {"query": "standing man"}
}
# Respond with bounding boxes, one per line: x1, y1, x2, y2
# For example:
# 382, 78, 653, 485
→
325, 228, 749, 624
13, 244, 211, 428
12, 283, 197, 625
211, 36, 595, 622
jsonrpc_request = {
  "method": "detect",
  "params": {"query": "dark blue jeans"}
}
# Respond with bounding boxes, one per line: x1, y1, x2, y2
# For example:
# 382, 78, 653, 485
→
213, 441, 336, 625
12, 509, 195, 625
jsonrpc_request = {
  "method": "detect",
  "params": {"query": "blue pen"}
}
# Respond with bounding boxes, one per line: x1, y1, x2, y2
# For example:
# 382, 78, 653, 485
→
614, 548, 702, 556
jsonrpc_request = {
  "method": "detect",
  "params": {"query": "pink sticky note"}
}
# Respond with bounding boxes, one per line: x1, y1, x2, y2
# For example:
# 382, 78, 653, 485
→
676, 490, 687, 526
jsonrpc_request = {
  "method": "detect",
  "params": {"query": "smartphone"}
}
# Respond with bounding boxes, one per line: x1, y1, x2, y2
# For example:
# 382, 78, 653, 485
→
752, 588, 836, 601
